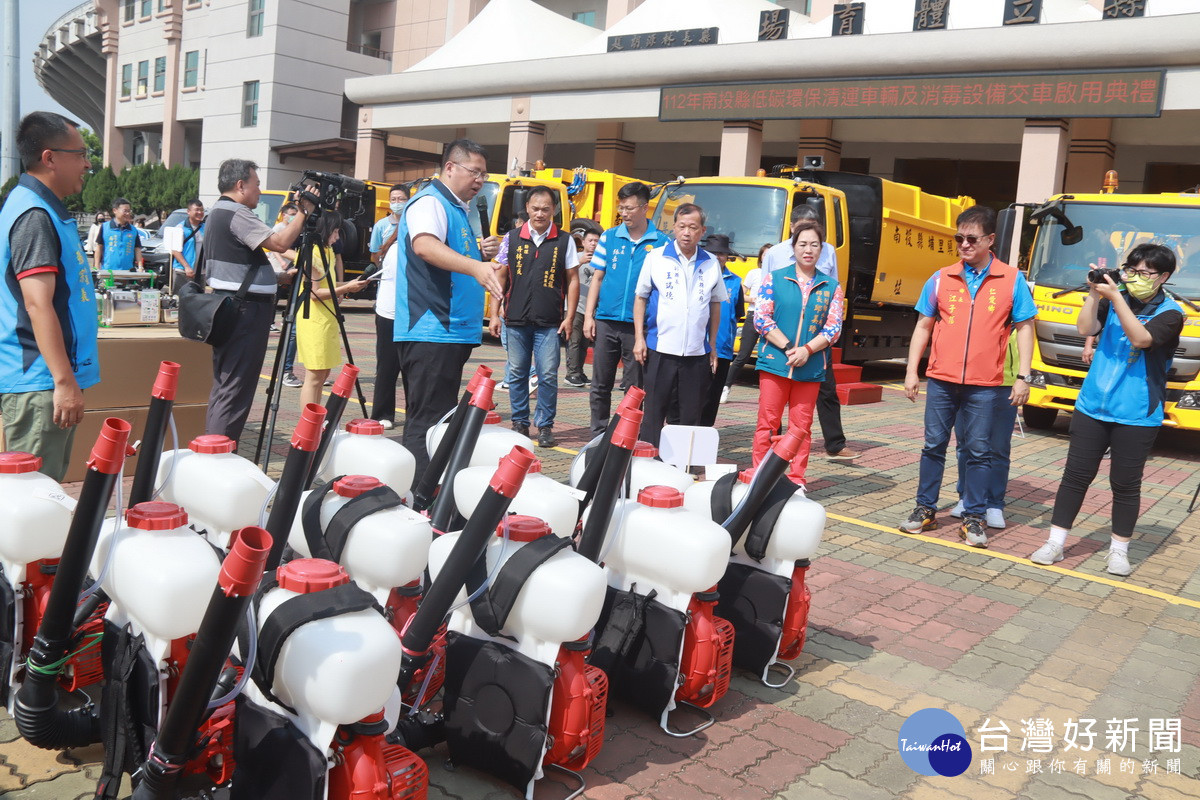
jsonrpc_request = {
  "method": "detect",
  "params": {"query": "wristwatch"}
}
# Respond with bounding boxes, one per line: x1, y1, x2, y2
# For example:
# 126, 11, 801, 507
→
1015, 374, 1031, 382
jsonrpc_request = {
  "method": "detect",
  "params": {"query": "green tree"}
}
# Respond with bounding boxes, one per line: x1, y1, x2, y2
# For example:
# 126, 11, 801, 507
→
0, 174, 19, 207
80, 127, 103, 172
82, 166, 119, 213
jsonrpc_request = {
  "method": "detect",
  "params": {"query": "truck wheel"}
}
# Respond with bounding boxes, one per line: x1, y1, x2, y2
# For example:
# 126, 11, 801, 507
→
1022, 405, 1058, 430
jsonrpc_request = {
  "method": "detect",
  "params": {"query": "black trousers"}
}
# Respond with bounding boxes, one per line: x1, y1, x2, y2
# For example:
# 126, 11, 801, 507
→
589, 319, 643, 435
206, 296, 274, 444
371, 313, 401, 423
724, 318, 759, 388
398, 341, 474, 482
816, 359, 846, 454
1051, 411, 1159, 537
565, 312, 588, 380
699, 358, 732, 427
642, 351, 711, 447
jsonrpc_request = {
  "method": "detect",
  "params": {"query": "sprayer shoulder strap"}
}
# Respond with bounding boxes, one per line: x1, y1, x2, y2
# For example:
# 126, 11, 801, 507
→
320, 486, 405, 563
300, 479, 341, 561
710, 472, 738, 529
252, 582, 381, 714
467, 535, 572, 638
743, 479, 800, 562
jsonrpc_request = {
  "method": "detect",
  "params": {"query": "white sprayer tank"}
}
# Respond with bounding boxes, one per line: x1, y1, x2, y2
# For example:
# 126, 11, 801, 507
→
253, 559, 403, 750
569, 441, 693, 495
287, 475, 432, 604
95, 502, 222, 664
315, 420, 416, 497
428, 516, 606, 667
591, 486, 730, 612
684, 469, 826, 577
0, 452, 74, 586
427, 410, 534, 471
452, 458, 579, 538
156, 435, 274, 548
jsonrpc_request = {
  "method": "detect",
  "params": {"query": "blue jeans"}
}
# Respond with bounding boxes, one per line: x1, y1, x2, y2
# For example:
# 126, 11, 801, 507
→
916, 379, 1006, 516
506, 324, 560, 428
954, 389, 1018, 510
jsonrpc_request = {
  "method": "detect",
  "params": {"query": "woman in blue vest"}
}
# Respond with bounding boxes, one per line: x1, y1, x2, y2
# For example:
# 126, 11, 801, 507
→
1030, 243, 1184, 576
752, 220, 844, 486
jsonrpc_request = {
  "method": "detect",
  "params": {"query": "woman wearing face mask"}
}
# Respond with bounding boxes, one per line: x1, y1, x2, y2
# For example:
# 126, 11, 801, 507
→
1030, 243, 1184, 576
295, 211, 368, 408
751, 219, 843, 487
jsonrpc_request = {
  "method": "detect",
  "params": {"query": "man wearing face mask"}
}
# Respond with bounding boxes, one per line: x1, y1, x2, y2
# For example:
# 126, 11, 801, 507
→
370, 184, 408, 267
1030, 243, 1183, 576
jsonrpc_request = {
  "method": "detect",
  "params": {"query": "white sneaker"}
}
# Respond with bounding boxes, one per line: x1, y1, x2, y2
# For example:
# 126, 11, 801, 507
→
530, 374, 539, 390
377, 419, 394, 430
1030, 541, 1064, 565
719, 386, 730, 404
985, 508, 1006, 529
1106, 549, 1132, 577
949, 499, 965, 518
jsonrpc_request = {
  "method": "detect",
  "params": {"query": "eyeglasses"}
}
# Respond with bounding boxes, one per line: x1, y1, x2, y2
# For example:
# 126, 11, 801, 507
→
50, 148, 89, 157
1122, 267, 1160, 279
953, 233, 992, 246
617, 203, 646, 214
451, 162, 488, 181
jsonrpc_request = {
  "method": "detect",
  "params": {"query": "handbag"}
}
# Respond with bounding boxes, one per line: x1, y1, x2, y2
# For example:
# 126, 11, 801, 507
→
177, 241, 258, 347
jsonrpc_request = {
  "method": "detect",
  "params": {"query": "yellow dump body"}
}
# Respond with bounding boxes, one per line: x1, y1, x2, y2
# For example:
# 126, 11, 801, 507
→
534, 167, 645, 230
874, 180, 974, 306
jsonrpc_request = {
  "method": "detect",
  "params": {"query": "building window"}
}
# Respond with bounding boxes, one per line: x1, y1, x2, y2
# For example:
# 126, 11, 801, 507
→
242, 81, 259, 127
183, 50, 199, 88
139, 0, 152, 18
123, 0, 135, 22
572, 10, 598, 27
158, 0, 169, 10
247, 0, 265, 37
153, 57, 166, 92
136, 60, 149, 95
121, 64, 132, 98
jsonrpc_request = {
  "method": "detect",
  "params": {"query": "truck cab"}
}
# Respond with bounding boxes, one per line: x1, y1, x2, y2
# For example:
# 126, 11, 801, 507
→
1011, 189, 1200, 429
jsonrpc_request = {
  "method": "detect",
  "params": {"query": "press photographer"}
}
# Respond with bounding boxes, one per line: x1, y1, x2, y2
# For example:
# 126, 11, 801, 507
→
1030, 243, 1184, 576
202, 158, 312, 444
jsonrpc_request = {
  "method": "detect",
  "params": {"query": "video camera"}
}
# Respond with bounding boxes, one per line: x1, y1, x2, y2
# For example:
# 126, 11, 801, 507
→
291, 170, 368, 219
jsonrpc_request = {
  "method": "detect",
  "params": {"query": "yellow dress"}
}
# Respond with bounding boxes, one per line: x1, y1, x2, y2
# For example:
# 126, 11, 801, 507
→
295, 246, 342, 370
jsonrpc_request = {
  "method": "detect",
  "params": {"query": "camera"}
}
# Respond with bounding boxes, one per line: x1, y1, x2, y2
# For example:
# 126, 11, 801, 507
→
1088, 267, 1122, 284
291, 170, 367, 218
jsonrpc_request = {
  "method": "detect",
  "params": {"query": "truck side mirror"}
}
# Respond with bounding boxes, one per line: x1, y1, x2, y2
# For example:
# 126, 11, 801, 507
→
995, 206, 1019, 257
1060, 226, 1084, 246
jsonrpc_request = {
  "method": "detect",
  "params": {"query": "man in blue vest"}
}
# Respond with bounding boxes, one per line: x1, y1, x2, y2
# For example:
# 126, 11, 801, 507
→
0, 112, 99, 481
169, 198, 205, 292
94, 196, 142, 272
582, 182, 669, 436
393, 139, 502, 480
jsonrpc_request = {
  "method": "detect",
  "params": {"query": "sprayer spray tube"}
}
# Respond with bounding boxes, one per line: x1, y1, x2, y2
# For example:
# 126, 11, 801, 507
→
16, 419, 132, 750
577, 409, 642, 563
128, 362, 180, 506
264, 404, 327, 571
398, 446, 533, 693
721, 428, 804, 540
412, 365, 493, 512
129, 527, 272, 800
577, 386, 645, 506
427, 382, 493, 534
305, 365, 359, 489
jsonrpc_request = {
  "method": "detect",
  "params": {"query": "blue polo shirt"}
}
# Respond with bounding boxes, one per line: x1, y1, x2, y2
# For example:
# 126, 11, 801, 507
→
175, 219, 204, 271
590, 222, 669, 323
915, 255, 1036, 323
369, 215, 399, 253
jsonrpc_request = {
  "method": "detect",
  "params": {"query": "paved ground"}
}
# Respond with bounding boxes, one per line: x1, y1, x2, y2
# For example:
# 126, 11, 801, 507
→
3, 305, 1199, 799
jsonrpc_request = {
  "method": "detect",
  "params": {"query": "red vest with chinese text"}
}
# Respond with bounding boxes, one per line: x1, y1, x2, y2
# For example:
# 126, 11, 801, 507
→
927, 260, 1018, 387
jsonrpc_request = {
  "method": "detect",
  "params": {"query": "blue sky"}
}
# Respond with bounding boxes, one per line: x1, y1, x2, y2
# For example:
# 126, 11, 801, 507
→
16, 0, 83, 122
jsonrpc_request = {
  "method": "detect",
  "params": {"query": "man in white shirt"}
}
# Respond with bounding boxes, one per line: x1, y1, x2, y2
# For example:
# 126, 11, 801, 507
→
759, 205, 857, 461
633, 203, 727, 447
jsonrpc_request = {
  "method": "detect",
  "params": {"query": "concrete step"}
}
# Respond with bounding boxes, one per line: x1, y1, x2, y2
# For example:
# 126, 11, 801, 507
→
836, 381, 883, 405
832, 362, 862, 385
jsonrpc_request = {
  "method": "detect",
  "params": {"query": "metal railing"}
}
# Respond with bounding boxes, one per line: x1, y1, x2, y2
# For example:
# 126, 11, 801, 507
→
346, 42, 391, 62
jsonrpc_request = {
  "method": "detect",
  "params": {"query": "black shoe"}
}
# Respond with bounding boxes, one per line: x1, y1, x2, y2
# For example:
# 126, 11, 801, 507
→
960, 515, 989, 548
899, 504, 936, 533
538, 427, 557, 448
513, 422, 530, 438
564, 374, 588, 388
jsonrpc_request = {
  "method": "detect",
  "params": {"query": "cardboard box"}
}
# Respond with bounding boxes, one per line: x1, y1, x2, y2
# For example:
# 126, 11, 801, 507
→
62, 403, 208, 484
87, 333, 213, 410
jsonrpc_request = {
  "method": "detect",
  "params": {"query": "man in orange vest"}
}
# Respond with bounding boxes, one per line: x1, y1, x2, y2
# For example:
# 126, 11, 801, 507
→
899, 205, 1035, 548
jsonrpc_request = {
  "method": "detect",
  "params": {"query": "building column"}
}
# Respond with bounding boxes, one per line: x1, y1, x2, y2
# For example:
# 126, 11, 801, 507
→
796, 119, 841, 171
1063, 118, 1114, 194
606, 0, 644, 26
355, 124, 387, 181
1013, 118, 1069, 264
160, 8, 184, 165
594, 122, 635, 175
718, 120, 763, 177
97, 0, 125, 171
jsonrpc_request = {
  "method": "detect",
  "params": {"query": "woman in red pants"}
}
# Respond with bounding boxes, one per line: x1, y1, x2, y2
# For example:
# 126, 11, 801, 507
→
751, 219, 844, 486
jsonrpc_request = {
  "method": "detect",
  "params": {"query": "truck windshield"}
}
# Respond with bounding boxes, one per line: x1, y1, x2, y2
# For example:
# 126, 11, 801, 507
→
1028, 202, 1200, 300
652, 183, 788, 255
253, 193, 286, 227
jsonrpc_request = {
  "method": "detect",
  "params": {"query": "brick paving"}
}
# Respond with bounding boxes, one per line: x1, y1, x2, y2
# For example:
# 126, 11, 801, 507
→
3, 304, 1199, 798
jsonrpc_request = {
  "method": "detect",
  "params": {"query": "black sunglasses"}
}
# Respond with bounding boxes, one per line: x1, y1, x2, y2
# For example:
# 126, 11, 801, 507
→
953, 234, 992, 245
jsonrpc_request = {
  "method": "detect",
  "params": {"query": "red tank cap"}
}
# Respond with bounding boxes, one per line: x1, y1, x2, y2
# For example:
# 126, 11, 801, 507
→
126, 501, 189, 531
484, 409, 502, 425
277, 558, 349, 594
0, 452, 43, 474
190, 434, 236, 454
632, 441, 658, 458
334, 475, 384, 498
738, 468, 755, 485
346, 419, 384, 436
497, 514, 552, 542
151, 361, 180, 401
637, 485, 684, 509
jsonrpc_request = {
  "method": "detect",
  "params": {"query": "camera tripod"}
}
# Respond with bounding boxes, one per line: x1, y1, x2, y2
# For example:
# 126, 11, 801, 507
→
253, 216, 368, 472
